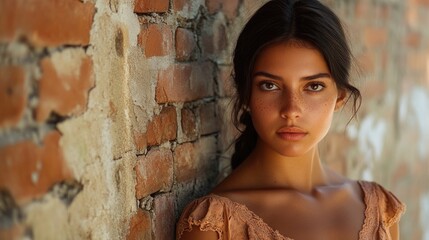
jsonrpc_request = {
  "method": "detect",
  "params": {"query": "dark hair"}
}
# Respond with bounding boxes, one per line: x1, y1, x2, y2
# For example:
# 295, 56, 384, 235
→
230, 0, 361, 169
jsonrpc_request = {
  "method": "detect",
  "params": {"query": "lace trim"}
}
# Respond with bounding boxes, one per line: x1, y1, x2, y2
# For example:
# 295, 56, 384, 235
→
382, 190, 406, 228
357, 180, 377, 238
357, 180, 406, 238
384, 203, 406, 228
208, 194, 292, 240
176, 196, 225, 240
177, 181, 405, 240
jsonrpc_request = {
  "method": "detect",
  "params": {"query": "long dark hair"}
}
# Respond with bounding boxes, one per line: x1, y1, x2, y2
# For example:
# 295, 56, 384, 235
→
230, 0, 361, 169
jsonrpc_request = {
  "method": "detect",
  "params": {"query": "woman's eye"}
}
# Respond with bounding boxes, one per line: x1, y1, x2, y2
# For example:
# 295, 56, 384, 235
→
259, 82, 279, 91
306, 83, 325, 92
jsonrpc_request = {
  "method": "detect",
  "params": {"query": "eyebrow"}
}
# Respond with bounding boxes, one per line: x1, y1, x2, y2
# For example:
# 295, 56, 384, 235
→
253, 71, 332, 81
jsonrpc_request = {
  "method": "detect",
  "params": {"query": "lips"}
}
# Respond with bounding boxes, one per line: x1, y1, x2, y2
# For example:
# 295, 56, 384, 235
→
276, 127, 308, 141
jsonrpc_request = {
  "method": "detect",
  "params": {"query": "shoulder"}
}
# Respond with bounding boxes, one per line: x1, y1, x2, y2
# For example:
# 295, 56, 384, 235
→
176, 194, 233, 240
358, 180, 406, 227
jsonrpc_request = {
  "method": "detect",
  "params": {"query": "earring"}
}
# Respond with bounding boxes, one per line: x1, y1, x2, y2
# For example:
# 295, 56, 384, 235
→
243, 106, 251, 113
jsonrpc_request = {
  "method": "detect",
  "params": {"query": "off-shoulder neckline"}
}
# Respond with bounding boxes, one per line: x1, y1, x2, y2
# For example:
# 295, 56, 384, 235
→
207, 180, 371, 240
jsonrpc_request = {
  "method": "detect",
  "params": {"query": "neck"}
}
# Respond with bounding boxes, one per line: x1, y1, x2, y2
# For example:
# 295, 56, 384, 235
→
244, 141, 329, 193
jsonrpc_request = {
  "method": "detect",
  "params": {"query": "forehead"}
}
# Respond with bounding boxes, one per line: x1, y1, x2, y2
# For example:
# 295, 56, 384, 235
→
253, 41, 330, 77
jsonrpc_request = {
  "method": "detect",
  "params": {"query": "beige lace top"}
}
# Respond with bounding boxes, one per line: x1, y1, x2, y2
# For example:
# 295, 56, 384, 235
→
176, 181, 405, 240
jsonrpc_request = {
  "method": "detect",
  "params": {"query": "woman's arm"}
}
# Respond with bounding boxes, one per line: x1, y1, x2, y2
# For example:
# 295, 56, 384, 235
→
179, 228, 219, 240
389, 222, 399, 240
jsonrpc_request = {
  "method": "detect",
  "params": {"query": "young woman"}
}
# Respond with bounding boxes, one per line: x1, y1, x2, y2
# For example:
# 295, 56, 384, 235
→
176, 0, 405, 239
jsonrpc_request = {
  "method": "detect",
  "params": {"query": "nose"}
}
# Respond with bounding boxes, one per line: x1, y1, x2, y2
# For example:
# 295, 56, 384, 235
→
280, 90, 302, 120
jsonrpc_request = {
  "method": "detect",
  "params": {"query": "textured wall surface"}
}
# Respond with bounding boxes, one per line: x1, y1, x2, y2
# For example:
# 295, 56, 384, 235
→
0, 0, 428, 239
320, 1, 429, 239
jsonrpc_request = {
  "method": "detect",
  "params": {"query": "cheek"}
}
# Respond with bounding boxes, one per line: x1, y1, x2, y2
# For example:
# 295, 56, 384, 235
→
305, 96, 336, 118
250, 95, 281, 119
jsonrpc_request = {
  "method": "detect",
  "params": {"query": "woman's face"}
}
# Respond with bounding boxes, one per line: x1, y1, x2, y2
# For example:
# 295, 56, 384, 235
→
249, 41, 345, 157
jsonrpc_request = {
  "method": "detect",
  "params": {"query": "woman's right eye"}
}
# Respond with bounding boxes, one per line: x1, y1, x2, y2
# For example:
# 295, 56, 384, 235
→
259, 81, 279, 91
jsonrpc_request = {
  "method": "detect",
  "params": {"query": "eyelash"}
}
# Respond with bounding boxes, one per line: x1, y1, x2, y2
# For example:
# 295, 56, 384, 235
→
259, 81, 279, 91
258, 81, 326, 92
305, 82, 326, 92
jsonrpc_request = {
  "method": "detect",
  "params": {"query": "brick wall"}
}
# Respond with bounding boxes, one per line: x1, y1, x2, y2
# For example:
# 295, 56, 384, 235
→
0, 0, 428, 239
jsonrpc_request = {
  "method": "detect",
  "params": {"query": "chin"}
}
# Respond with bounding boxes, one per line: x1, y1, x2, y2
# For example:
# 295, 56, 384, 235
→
272, 146, 310, 158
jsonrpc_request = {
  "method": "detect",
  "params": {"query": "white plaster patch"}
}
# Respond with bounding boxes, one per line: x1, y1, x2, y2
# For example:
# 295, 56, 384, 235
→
345, 115, 387, 180
346, 123, 358, 139
399, 87, 429, 159
117, 2, 140, 47
31, 172, 39, 184
50, 49, 86, 80
362, 168, 373, 181
420, 193, 429, 240
358, 115, 387, 162
177, 0, 204, 19
409, 88, 429, 159
426, 55, 429, 87
24, 195, 70, 239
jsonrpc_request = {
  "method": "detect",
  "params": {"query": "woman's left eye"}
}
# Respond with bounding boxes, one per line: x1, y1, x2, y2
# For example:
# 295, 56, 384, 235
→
306, 83, 325, 92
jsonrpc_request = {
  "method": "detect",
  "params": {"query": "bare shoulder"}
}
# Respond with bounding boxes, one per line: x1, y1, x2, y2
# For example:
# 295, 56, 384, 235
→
179, 228, 219, 240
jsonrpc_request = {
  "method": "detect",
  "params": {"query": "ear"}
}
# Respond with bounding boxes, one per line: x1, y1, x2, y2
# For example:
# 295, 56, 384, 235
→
335, 89, 347, 111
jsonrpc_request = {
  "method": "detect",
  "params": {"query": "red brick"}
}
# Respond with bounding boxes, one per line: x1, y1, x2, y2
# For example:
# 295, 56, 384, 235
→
174, 142, 197, 183
174, 137, 216, 183
173, 0, 187, 11
36, 51, 94, 122
355, 1, 369, 18
175, 28, 196, 61
0, 223, 26, 240
0, 131, 73, 204
181, 108, 198, 141
356, 51, 376, 72
138, 24, 173, 57
406, 52, 427, 73
134, 0, 169, 13
377, 4, 390, 21
146, 106, 177, 146
364, 27, 388, 48
416, 0, 429, 7
153, 194, 175, 239
222, 0, 241, 20
133, 132, 148, 153
135, 149, 173, 198
126, 209, 152, 240
206, 0, 222, 14
0, 66, 26, 127
217, 65, 234, 97
406, 31, 421, 48
0, 0, 17, 41
0, 0, 95, 47
199, 102, 219, 135
156, 62, 214, 103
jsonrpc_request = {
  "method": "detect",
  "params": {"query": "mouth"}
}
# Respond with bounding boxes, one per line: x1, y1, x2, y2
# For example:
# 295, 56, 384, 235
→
276, 127, 308, 141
